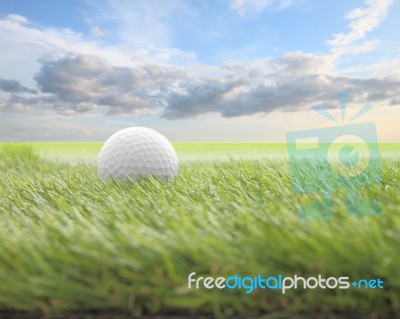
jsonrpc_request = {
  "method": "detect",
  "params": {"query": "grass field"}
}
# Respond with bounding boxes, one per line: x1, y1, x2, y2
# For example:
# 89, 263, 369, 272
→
23, 142, 400, 164
0, 143, 399, 318
27, 142, 291, 164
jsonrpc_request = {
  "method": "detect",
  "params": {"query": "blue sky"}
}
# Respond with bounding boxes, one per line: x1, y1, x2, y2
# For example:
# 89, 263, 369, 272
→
0, 0, 399, 141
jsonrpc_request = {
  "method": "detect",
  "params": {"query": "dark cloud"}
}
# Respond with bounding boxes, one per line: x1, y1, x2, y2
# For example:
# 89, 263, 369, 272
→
163, 77, 247, 119
0, 78, 37, 94
390, 98, 400, 106
33, 55, 186, 115
0, 94, 57, 113
2, 53, 399, 118
163, 53, 400, 118
163, 73, 400, 118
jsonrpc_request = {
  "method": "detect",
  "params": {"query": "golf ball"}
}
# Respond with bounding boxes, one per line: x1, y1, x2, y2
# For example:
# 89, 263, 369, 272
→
98, 127, 178, 181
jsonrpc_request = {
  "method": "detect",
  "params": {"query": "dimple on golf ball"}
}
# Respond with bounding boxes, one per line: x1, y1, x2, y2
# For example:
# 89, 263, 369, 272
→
98, 127, 178, 181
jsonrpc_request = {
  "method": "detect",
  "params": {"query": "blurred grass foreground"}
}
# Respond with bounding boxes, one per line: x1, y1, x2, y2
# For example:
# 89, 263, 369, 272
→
0, 143, 399, 318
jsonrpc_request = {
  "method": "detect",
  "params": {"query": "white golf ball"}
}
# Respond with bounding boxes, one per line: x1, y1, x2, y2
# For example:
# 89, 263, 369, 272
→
98, 127, 178, 181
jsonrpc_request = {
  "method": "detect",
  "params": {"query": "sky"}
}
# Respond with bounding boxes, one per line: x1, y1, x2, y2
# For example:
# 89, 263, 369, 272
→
0, 0, 399, 142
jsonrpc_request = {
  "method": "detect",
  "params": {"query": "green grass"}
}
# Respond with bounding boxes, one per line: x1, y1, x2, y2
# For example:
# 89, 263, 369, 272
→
21, 142, 400, 164
27, 142, 290, 164
0, 143, 399, 318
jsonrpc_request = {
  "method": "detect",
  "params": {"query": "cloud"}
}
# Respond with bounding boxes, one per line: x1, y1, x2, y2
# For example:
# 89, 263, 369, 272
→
84, 0, 197, 64
87, 0, 174, 47
164, 73, 400, 119
330, 39, 381, 60
2, 52, 392, 120
5, 14, 28, 25
0, 78, 37, 94
84, 17, 107, 38
0, 93, 56, 113
328, 0, 394, 47
228, 0, 298, 15
90, 25, 107, 37
0, 13, 138, 68
33, 54, 187, 115
162, 52, 400, 118
0, 11, 196, 82
0, 7, 398, 128
390, 98, 400, 106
